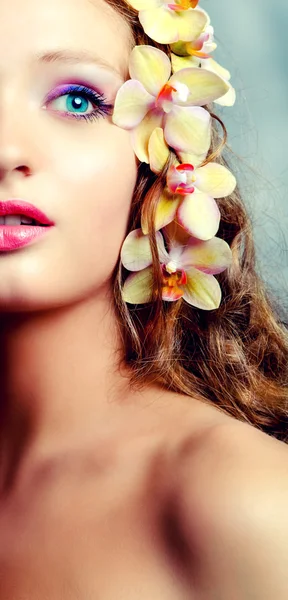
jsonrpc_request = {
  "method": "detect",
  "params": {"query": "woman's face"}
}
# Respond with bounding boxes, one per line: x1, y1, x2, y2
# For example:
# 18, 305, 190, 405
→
0, 0, 137, 311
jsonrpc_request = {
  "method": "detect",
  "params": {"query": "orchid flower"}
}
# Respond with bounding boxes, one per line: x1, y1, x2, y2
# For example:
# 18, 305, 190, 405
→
112, 45, 229, 169
171, 25, 217, 59
126, 0, 209, 45
171, 52, 236, 107
142, 160, 236, 239
121, 228, 232, 309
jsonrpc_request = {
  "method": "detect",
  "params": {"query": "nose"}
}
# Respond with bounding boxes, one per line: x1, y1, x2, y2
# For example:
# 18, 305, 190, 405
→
0, 163, 32, 181
0, 90, 36, 183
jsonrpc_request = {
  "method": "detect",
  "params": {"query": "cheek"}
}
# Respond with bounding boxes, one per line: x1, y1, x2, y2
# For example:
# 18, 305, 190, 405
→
49, 121, 138, 275
52, 120, 137, 186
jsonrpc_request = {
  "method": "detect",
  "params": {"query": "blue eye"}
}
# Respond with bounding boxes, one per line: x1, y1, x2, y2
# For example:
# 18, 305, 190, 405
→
45, 84, 113, 123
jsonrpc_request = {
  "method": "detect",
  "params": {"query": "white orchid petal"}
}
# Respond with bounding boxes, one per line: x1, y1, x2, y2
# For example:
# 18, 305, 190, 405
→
181, 237, 233, 274
168, 244, 184, 265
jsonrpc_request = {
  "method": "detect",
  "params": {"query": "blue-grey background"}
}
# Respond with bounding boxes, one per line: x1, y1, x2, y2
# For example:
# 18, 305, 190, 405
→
203, 0, 288, 315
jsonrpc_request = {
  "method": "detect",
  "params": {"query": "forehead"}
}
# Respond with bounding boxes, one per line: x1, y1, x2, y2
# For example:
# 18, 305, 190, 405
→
0, 0, 132, 76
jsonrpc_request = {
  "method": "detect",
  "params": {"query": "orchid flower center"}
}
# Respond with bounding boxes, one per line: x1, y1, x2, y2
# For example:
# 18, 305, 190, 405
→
165, 260, 178, 274
168, 0, 199, 11
167, 163, 197, 195
186, 28, 214, 58
156, 82, 190, 113
177, 165, 196, 194
162, 263, 187, 286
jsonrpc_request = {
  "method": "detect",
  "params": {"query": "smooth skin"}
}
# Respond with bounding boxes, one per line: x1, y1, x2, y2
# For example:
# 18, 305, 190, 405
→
0, 0, 287, 598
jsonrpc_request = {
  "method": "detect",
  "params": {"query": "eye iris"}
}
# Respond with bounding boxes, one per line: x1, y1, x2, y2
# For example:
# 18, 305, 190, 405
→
67, 94, 89, 113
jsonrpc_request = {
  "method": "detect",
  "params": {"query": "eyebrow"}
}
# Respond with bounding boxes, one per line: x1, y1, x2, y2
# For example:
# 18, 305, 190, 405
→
34, 50, 124, 79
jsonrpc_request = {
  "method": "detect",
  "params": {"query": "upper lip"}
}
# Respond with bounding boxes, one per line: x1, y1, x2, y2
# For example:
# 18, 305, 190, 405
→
0, 200, 54, 225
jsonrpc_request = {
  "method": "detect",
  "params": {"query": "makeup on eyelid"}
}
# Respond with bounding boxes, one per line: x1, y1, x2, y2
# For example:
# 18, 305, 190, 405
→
35, 65, 123, 122
36, 62, 125, 101
43, 83, 113, 122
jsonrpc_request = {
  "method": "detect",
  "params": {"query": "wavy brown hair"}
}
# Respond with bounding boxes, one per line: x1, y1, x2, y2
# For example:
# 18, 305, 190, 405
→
105, 0, 288, 443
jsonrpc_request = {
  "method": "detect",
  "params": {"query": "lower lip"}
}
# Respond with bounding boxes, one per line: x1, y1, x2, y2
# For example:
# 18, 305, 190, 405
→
0, 225, 53, 252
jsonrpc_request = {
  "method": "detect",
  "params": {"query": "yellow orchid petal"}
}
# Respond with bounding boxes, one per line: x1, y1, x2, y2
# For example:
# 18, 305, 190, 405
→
194, 163, 237, 198
142, 190, 179, 234
154, 192, 179, 231
171, 56, 235, 107
139, 8, 180, 44
181, 237, 233, 274
129, 46, 171, 96
177, 191, 220, 240
139, 5, 207, 45
183, 267, 222, 310
214, 83, 236, 107
148, 127, 170, 174
121, 229, 153, 271
122, 268, 154, 304
177, 150, 207, 168
131, 109, 163, 163
128, 0, 207, 46
171, 53, 198, 73
176, 8, 209, 42
164, 105, 211, 154
112, 80, 154, 129
169, 68, 229, 106
202, 57, 231, 81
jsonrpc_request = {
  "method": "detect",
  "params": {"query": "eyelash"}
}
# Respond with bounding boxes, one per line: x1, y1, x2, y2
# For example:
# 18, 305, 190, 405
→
45, 84, 114, 123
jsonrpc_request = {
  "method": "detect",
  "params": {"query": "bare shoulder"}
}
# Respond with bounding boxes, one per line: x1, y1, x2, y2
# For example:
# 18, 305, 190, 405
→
175, 419, 288, 599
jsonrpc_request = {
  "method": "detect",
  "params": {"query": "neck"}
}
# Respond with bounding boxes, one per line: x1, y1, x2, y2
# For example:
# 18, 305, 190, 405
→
0, 292, 133, 483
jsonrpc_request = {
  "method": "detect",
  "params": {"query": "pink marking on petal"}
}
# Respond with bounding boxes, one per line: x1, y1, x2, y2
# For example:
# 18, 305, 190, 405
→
190, 33, 210, 51
162, 286, 184, 301
176, 163, 195, 173
178, 269, 188, 285
168, 0, 199, 10
168, 4, 188, 10
187, 33, 212, 59
167, 163, 196, 196
156, 83, 177, 111
167, 165, 181, 193
176, 185, 195, 195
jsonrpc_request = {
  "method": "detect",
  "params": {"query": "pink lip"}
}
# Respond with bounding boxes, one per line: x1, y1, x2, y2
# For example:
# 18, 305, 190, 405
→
0, 199, 54, 225
0, 199, 54, 252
